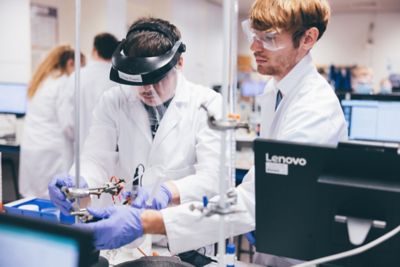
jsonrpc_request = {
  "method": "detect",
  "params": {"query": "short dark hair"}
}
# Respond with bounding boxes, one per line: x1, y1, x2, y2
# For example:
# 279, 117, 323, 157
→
93, 33, 119, 60
124, 17, 181, 57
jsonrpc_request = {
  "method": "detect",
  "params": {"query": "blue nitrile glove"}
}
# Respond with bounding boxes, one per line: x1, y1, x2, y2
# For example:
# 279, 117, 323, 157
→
77, 205, 144, 250
48, 174, 88, 215
132, 183, 172, 210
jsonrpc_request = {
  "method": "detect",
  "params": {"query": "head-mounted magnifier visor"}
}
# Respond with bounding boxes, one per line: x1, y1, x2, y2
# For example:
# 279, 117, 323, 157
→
110, 39, 186, 86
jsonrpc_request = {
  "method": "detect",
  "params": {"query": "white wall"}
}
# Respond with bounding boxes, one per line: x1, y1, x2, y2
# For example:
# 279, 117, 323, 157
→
0, 0, 31, 83
171, 0, 224, 87
312, 12, 400, 89
126, 0, 224, 87
31, 0, 126, 59
127, 0, 173, 23
106, 0, 127, 40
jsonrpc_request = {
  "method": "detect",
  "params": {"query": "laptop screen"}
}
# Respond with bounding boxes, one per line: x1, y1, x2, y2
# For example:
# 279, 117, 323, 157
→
341, 98, 400, 143
0, 213, 92, 267
0, 83, 28, 115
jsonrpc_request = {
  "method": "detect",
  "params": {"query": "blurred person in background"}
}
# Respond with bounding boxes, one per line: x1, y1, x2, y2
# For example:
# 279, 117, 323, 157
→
60, 33, 119, 147
19, 45, 86, 198
351, 66, 374, 94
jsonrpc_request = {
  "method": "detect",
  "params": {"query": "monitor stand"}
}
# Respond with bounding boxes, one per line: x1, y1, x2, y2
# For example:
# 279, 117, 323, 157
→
334, 215, 387, 245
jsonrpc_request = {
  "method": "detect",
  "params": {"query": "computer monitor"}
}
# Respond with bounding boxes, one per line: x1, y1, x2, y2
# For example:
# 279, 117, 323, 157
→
0, 212, 93, 267
389, 74, 400, 93
0, 82, 28, 116
341, 94, 400, 143
240, 80, 266, 97
254, 139, 400, 267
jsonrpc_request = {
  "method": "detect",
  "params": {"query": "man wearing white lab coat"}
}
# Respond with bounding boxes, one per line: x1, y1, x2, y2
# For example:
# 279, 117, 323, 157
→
159, 53, 348, 255
78, 70, 221, 208
142, 0, 347, 263
49, 17, 222, 265
60, 33, 119, 148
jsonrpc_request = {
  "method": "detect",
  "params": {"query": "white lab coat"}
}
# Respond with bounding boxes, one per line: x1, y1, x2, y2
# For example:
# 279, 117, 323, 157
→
161, 53, 348, 255
74, 72, 222, 208
19, 75, 74, 198
59, 61, 116, 148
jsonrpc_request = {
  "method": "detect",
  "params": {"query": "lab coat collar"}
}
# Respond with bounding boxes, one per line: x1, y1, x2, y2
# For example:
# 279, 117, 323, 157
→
86, 60, 111, 68
118, 71, 188, 148
275, 53, 314, 97
171, 71, 189, 104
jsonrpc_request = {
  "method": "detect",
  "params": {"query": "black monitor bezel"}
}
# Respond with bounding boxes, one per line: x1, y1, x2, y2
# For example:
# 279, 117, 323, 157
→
350, 93, 400, 101
254, 138, 400, 266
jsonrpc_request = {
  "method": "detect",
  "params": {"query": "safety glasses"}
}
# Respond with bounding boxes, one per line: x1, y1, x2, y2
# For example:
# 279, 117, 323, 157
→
241, 19, 285, 51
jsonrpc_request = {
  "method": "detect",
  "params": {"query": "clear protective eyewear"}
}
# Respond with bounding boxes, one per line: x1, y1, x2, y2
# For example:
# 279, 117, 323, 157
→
241, 19, 285, 51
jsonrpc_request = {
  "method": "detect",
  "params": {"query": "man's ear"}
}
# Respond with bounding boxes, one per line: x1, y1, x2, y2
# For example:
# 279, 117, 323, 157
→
301, 27, 319, 51
176, 56, 184, 69
92, 48, 98, 59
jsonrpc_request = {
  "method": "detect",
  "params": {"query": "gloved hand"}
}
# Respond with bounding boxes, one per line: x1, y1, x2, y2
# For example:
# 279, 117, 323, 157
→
132, 183, 172, 210
77, 205, 144, 250
48, 174, 88, 215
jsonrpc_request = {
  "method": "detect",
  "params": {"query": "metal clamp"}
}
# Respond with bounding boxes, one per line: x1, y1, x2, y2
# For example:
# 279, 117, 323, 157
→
70, 208, 95, 223
189, 189, 242, 217
62, 179, 125, 201
200, 104, 250, 132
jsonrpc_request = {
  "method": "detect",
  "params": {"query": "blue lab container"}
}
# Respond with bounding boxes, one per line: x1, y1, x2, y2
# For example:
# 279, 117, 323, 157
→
4, 197, 75, 224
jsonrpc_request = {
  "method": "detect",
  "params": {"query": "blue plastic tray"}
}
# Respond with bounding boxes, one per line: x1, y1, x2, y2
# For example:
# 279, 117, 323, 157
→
4, 197, 75, 224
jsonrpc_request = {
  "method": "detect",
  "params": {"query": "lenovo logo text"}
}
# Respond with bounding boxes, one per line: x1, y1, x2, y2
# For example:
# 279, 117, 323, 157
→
265, 153, 307, 166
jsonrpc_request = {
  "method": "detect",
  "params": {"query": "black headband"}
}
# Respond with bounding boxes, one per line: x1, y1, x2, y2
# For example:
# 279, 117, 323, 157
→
109, 22, 186, 86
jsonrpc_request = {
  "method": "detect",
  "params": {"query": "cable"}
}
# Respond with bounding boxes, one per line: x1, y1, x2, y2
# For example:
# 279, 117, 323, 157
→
136, 246, 147, 256
292, 224, 400, 267
136, 164, 145, 186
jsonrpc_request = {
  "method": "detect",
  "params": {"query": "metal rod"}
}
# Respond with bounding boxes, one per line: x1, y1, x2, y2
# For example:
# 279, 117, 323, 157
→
218, 0, 237, 264
74, 0, 81, 220
228, 0, 239, 245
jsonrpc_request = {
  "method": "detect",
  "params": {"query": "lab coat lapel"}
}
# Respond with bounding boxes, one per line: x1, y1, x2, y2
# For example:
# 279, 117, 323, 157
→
260, 82, 277, 138
269, 93, 288, 138
268, 54, 315, 138
151, 100, 182, 150
123, 87, 152, 144
150, 73, 186, 154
